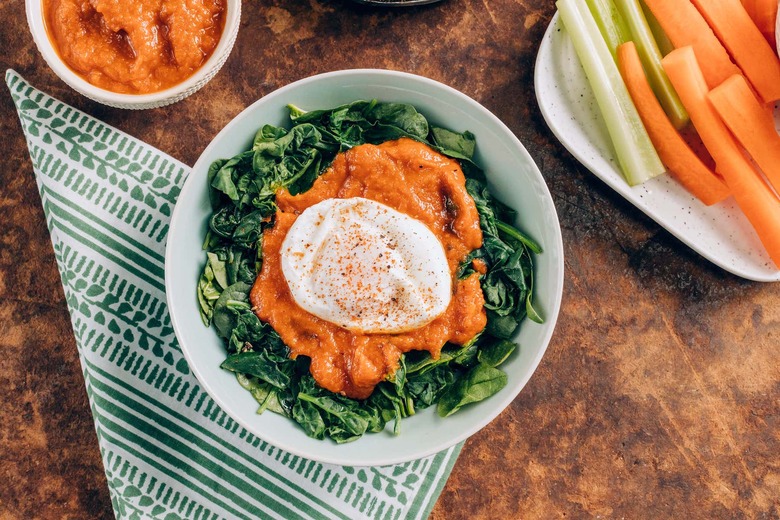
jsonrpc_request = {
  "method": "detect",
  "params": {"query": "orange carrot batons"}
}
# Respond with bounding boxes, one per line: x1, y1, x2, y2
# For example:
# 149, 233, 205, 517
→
691, 0, 780, 103
743, 0, 778, 35
616, 42, 729, 205
740, 0, 758, 20
662, 46, 780, 267
643, 0, 741, 89
708, 74, 780, 194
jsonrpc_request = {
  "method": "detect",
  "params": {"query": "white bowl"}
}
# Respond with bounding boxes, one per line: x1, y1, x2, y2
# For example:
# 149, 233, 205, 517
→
25, 0, 241, 109
166, 69, 565, 466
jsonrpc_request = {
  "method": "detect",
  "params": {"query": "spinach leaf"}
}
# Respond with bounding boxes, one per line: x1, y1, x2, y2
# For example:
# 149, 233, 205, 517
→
209, 151, 253, 205
405, 365, 456, 409
207, 159, 228, 209
464, 177, 544, 336
496, 219, 543, 254
197, 252, 226, 325
212, 282, 251, 339
477, 339, 516, 367
292, 399, 326, 440
298, 394, 370, 439
252, 124, 324, 196
206, 251, 229, 289
288, 100, 430, 150
209, 205, 242, 239
437, 364, 508, 418
486, 312, 521, 340
430, 127, 476, 161
363, 102, 429, 142
231, 211, 264, 247
370, 380, 414, 436
221, 351, 293, 390
293, 374, 380, 443
236, 373, 287, 416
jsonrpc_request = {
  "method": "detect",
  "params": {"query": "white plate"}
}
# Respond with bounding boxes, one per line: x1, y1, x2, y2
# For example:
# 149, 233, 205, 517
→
535, 12, 780, 282
166, 70, 565, 466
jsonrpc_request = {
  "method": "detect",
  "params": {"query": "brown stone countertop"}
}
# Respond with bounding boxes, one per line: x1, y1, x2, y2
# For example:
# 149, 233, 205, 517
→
2, 0, 779, 518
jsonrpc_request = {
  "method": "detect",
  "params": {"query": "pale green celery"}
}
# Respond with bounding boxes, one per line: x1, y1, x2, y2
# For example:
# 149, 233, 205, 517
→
557, 0, 665, 186
613, 0, 689, 129
640, 0, 674, 56
584, 0, 632, 60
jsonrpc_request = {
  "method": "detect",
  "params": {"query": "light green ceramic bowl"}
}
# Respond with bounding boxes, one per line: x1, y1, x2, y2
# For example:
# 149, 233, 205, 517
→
165, 69, 564, 466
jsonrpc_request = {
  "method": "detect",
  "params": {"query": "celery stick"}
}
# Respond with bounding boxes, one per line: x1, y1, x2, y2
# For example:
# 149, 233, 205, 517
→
640, 0, 674, 56
557, 0, 665, 186
584, 0, 632, 60
613, 0, 689, 129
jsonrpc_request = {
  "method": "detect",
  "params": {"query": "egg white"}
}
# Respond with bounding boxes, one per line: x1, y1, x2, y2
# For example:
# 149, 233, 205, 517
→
280, 197, 452, 333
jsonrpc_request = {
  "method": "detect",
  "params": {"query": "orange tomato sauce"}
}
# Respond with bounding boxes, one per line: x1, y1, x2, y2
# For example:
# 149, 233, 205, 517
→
43, 0, 225, 94
250, 138, 487, 399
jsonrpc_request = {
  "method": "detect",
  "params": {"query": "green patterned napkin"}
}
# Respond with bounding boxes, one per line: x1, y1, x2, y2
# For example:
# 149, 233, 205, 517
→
7, 69, 460, 520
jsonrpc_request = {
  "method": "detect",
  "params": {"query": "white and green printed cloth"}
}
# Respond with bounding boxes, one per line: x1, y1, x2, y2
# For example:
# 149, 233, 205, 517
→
7, 69, 461, 520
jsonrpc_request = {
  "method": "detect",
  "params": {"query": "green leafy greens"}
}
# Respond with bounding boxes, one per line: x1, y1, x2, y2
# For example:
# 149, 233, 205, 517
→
197, 100, 542, 443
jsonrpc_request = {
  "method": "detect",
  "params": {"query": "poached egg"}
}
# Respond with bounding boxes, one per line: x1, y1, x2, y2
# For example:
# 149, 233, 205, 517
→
280, 197, 452, 333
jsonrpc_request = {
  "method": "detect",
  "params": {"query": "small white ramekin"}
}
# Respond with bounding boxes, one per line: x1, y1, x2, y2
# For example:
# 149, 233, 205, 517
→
25, 0, 241, 110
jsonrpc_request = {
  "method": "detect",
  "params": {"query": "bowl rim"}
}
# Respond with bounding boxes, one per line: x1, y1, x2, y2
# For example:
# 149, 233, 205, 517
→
165, 68, 565, 465
25, 0, 241, 105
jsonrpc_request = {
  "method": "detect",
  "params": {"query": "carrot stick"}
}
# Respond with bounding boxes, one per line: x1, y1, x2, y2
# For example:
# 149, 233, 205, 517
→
643, 0, 741, 89
755, 0, 778, 49
740, 0, 757, 20
616, 42, 729, 205
759, 0, 778, 30
662, 46, 780, 268
708, 74, 780, 194
691, 0, 780, 103
679, 124, 716, 172
746, 0, 778, 34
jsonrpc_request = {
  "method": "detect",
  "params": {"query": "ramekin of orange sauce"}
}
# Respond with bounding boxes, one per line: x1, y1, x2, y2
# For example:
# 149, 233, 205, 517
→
26, 0, 241, 108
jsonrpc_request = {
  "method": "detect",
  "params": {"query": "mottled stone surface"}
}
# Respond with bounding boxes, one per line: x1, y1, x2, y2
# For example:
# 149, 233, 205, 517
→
2, 0, 779, 518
